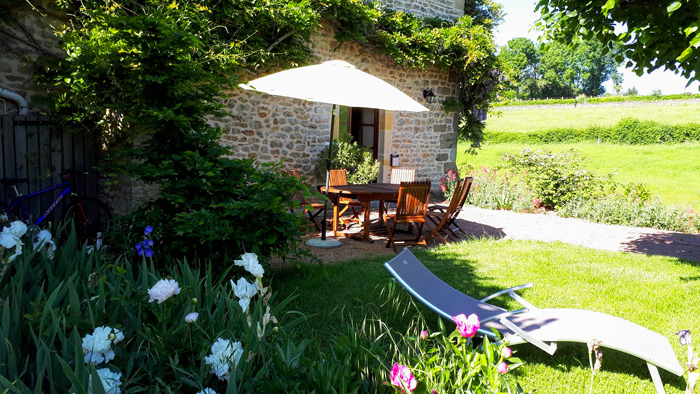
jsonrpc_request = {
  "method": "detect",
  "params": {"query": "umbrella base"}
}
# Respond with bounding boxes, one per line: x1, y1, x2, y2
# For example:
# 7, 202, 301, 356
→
307, 237, 342, 249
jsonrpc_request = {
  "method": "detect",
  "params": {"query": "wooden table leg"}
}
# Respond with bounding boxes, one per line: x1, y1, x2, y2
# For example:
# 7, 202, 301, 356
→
378, 199, 385, 225
363, 201, 371, 241
333, 201, 339, 234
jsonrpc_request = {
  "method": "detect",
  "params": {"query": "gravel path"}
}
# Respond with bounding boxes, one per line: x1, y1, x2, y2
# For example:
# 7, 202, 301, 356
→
291, 205, 700, 265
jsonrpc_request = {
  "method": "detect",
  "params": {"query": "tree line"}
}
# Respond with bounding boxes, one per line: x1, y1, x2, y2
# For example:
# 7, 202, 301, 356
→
498, 37, 623, 100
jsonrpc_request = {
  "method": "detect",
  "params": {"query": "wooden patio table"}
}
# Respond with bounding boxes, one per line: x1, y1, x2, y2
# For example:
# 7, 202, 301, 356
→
321, 183, 401, 242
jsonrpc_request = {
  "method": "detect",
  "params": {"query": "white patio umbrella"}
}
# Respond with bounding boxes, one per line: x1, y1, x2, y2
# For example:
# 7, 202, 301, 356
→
241, 60, 429, 247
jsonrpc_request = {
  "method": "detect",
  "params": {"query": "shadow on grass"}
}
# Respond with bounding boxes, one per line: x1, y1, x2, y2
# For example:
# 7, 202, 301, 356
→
621, 232, 700, 263
271, 239, 686, 392
511, 343, 685, 391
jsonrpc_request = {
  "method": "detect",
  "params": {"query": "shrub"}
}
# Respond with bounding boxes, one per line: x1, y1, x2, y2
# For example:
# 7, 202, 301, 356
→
466, 166, 536, 212
313, 141, 380, 184
111, 159, 312, 269
500, 149, 611, 210
485, 119, 700, 145
560, 195, 700, 233
439, 168, 460, 201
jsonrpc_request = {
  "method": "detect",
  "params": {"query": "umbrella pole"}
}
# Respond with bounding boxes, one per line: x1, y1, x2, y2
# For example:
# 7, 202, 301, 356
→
308, 104, 341, 248
320, 103, 336, 241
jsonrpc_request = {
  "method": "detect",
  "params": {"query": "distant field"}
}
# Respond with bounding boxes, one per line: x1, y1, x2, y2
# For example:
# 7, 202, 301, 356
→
457, 141, 700, 209
486, 102, 700, 134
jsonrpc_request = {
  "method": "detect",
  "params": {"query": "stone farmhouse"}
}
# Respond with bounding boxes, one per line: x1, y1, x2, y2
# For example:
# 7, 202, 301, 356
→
1, 0, 464, 205
215, 0, 464, 186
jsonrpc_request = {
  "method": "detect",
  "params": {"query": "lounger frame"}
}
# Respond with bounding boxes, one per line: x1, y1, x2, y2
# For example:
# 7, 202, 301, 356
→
383, 248, 684, 394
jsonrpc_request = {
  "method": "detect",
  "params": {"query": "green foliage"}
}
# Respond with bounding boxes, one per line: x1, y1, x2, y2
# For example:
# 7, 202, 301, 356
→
113, 160, 311, 265
313, 141, 380, 184
499, 149, 610, 210
0, 228, 321, 393
386, 322, 522, 393
496, 92, 700, 107
536, 0, 700, 82
438, 168, 460, 201
465, 166, 537, 212
499, 37, 621, 99
485, 118, 700, 145
47, 1, 315, 263
560, 195, 700, 233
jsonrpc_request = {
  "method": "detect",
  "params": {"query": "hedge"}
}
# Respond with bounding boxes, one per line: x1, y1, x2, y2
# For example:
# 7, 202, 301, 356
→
485, 118, 700, 145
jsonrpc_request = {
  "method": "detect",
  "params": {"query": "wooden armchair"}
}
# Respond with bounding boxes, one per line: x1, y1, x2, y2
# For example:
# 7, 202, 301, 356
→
283, 169, 325, 231
425, 177, 473, 242
384, 167, 415, 211
382, 181, 431, 251
329, 169, 363, 226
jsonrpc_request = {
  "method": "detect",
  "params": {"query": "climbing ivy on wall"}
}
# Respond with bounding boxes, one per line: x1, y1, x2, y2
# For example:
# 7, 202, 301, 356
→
7, 0, 499, 146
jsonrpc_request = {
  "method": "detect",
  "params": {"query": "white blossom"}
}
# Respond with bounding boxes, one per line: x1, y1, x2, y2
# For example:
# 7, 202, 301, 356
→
82, 326, 124, 364
148, 279, 181, 304
89, 368, 122, 394
196, 389, 217, 394
0, 221, 27, 263
32, 229, 56, 259
185, 312, 199, 323
3, 221, 27, 238
230, 277, 258, 312
234, 253, 264, 278
204, 338, 243, 381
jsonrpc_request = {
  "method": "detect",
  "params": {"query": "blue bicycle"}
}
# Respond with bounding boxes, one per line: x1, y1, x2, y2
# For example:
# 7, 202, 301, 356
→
0, 170, 111, 245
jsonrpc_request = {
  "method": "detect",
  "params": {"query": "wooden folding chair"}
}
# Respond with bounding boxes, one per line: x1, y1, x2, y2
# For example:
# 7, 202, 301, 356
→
384, 167, 415, 211
283, 169, 324, 231
426, 177, 473, 239
382, 181, 431, 252
424, 177, 467, 244
329, 169, 363, 226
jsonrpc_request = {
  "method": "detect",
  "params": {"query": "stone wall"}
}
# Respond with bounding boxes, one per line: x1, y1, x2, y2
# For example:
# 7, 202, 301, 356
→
0, 2, 65, 113
377, 0, 464, 21
212, 22, 460, 188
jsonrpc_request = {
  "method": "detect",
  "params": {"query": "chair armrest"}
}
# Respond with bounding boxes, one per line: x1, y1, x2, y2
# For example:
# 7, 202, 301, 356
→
480, 283, 537, 310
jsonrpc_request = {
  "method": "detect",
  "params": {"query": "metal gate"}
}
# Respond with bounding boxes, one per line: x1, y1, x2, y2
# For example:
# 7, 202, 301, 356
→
0, 113, 100, 222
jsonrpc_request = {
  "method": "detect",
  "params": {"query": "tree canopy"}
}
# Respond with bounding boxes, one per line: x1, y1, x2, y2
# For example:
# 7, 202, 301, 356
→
499, 37, 621, 99
535, 0, 700, 83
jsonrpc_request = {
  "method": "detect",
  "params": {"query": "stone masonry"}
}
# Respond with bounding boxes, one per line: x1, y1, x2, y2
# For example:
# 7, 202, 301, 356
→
214, 21, 462, 188
2, 0, 464, 208
0, 1, 66, 112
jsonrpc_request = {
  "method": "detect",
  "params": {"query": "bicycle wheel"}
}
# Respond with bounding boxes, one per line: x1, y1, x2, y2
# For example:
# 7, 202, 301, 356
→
63, 198, 111, 246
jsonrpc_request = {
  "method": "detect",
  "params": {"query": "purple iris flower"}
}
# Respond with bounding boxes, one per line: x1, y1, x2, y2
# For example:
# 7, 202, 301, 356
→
677, 330, 692, 346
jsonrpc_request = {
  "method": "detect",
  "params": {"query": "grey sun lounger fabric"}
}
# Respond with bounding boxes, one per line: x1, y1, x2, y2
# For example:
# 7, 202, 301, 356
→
383, 248, 684, 394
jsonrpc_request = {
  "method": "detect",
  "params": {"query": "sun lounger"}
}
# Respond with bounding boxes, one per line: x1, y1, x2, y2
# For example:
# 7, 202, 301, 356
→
383, 248, 684, 394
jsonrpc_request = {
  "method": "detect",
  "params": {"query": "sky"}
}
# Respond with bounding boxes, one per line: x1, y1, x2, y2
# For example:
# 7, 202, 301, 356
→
493, 0, 700, 95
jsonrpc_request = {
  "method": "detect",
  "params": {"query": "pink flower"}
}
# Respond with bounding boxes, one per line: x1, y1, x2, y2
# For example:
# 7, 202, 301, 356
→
452, 313, 480, 338
390, 363, 417, 392
501, 347, 512, 359
420, 330, 428, 340
497, 362, 508, 374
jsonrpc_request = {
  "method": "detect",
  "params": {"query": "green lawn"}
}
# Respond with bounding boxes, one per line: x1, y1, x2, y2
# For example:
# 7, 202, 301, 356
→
486, 102, 700, 134
273, 239, 698, 394
457, 141, 700, 209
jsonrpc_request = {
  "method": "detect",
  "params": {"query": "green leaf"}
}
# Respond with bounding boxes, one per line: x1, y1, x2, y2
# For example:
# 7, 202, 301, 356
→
678, 46, 694, 61
667, 1, 682, 13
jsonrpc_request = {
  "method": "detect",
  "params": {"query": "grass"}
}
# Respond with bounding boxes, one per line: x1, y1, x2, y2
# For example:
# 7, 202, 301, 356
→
272, 239, 699, 393
486, 102, 700, 134
457, 141, 700, 210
